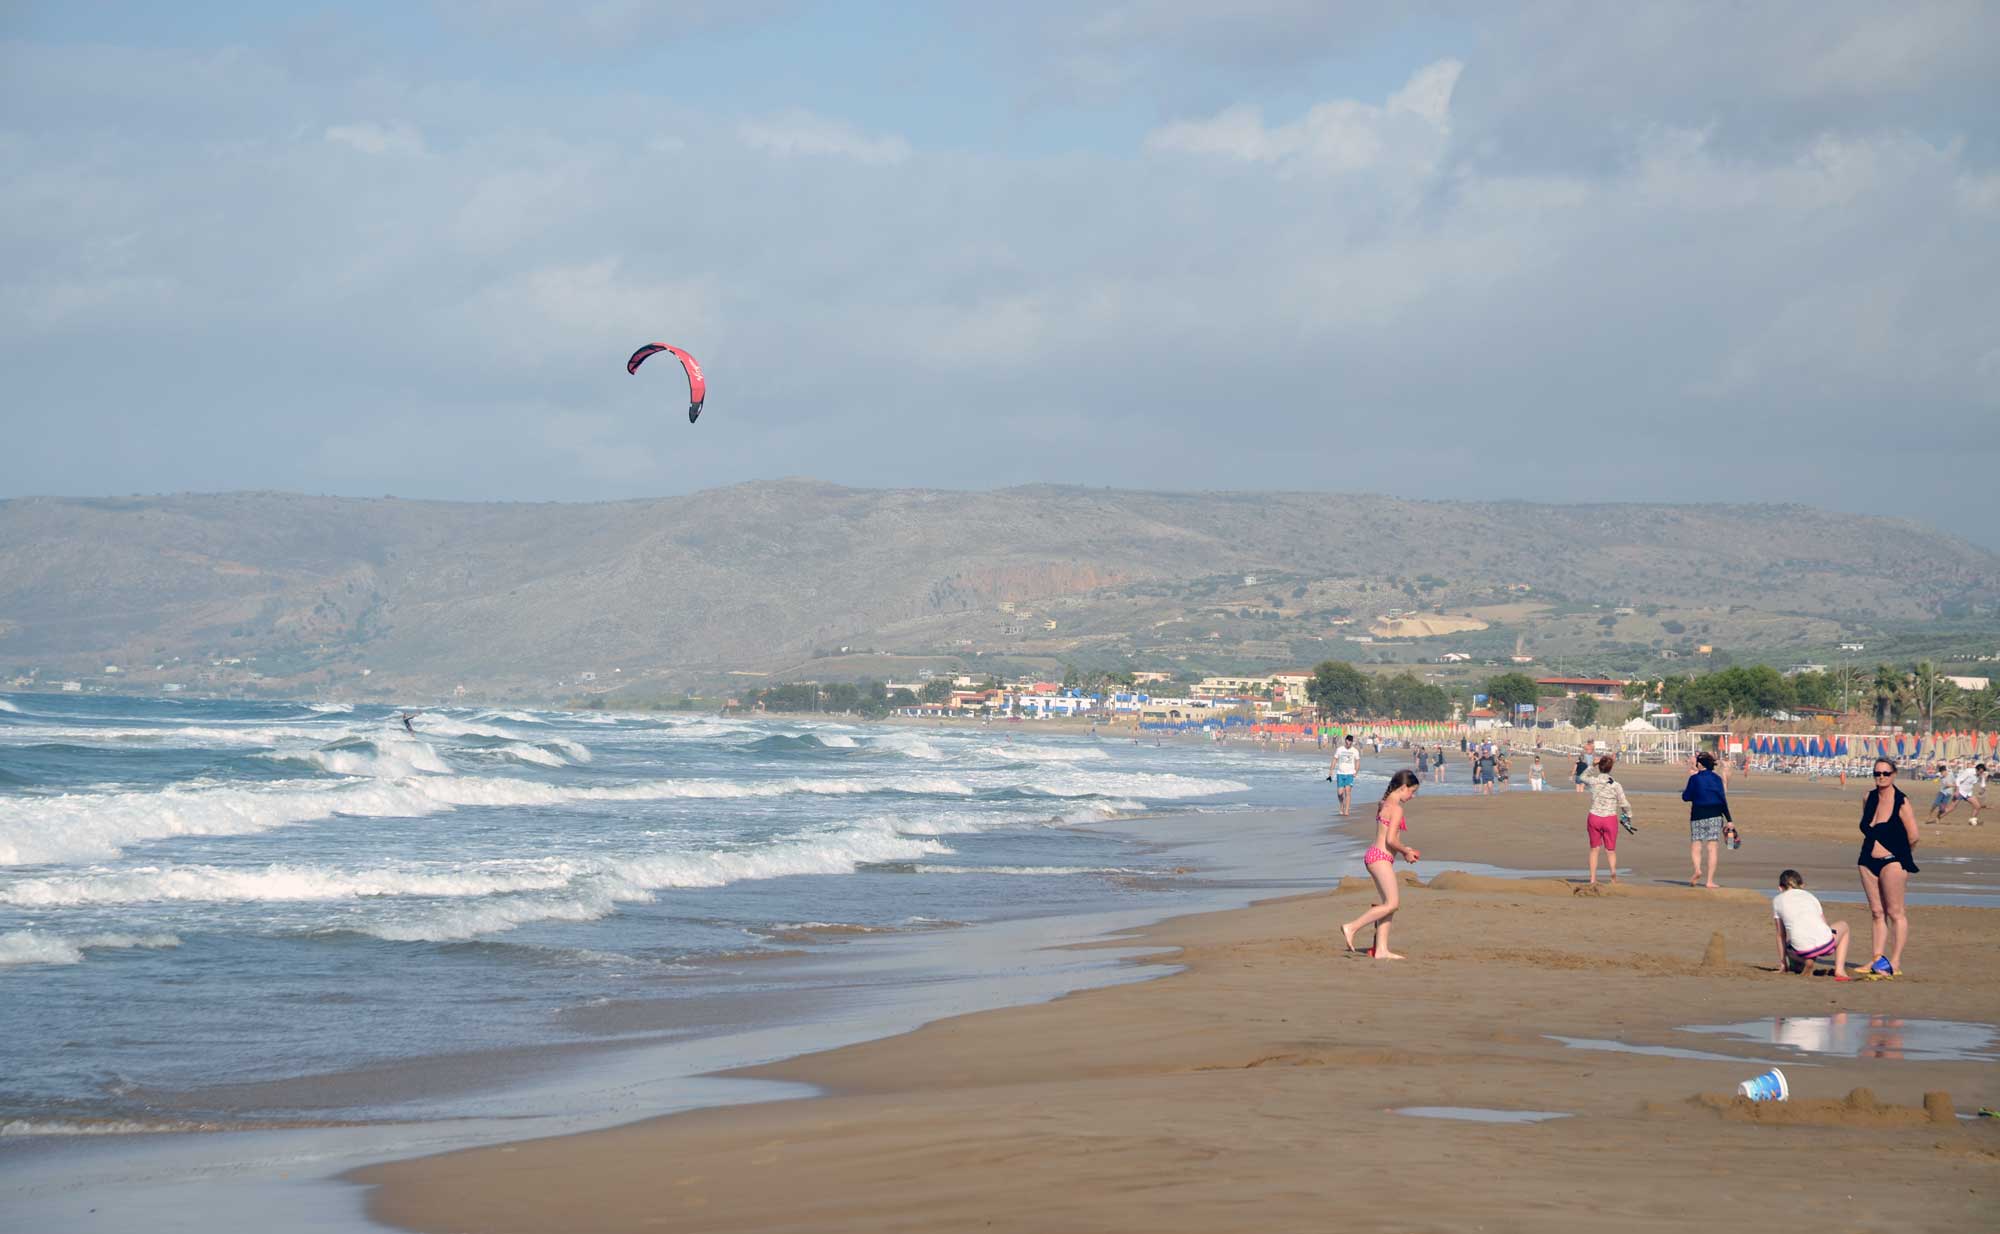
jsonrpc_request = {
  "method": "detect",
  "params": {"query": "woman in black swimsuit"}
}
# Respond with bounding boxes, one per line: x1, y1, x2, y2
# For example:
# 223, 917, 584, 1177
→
1857, 758, 1919, 978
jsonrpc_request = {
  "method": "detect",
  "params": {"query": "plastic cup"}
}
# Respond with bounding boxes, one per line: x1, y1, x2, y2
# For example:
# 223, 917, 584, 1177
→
1736, 1067, 1788, 1102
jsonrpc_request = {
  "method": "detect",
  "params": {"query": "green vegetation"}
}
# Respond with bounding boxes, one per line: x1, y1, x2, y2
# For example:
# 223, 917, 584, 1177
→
743, 680, 915, 717
1482, 672, 1540, 713
1633, 659, 1995, 728
1307, 660, 1451, 721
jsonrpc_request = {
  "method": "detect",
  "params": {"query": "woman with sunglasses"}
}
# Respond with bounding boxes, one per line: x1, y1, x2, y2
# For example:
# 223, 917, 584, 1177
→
1857, 759, 1920, 978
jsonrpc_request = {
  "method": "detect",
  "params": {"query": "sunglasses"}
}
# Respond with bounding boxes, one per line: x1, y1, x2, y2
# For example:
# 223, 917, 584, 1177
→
1873, 770, 1895, 778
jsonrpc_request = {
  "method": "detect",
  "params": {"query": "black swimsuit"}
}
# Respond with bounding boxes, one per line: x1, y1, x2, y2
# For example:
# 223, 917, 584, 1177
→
1857, 788, 1918, 876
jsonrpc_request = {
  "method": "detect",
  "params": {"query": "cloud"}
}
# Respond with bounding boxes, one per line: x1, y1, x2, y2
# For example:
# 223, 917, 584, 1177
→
1144, 60, 1460, 174
436, 0, 799, 51
0, 7, 1995, 544
738, 110, 912, 165
324, 121, 426, 156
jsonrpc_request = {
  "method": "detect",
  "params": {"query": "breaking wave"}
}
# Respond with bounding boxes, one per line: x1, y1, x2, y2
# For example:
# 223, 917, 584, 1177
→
0, 929, 181, 966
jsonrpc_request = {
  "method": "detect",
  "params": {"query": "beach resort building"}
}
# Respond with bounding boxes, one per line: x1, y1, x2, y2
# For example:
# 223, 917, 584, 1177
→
1535, 676, 1627, 702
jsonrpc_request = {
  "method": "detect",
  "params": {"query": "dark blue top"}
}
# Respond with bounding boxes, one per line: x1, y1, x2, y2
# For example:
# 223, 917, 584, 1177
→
1682, 769, 1732, 822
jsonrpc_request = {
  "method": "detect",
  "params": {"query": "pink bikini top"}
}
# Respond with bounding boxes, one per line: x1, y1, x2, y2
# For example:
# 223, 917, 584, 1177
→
1376, 812, 1407, 832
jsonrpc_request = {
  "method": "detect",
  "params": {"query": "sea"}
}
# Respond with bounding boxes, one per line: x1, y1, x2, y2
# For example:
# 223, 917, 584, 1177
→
0, 692, 1368, 1162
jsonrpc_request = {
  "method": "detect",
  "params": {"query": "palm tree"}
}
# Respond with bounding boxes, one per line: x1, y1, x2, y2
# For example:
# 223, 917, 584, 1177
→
1907, 661, 1949, 735
1830, 665, 1869, 718
1964, 684, 2000, 733
1871, 663, 1903, 726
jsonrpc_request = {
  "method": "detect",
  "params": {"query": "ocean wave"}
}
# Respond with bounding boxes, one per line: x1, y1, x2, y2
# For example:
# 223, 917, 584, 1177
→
0, 819, 953, 949
0, 697, 21, 713
967, 770, 1247, 799
350, 821, 953, 942
305, 702, 354, 714
0, 929, 181, 966
0, 1118, 231, 1136
474, 710, 547, 724
0, 861, 581, 907
279, 735, 454, 779
0, 724, 348, 748
0, 762, 1221, 868
412, 716, 527, 742
968, 743, 1113, 763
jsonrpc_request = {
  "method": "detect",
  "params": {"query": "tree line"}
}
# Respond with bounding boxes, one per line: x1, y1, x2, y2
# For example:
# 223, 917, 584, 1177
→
1632, 661, 1996, 730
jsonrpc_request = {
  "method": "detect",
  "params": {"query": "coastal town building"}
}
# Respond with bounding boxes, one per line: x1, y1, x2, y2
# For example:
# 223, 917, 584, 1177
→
1534, 676, 1627, 702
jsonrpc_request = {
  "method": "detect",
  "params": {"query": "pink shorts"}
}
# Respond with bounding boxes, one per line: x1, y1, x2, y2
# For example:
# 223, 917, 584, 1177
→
1586, 813, 1618, 850
1363, 847, 1393, 867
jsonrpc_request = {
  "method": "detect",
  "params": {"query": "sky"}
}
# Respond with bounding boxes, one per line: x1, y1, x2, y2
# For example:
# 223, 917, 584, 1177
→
3, 2, 1997, 544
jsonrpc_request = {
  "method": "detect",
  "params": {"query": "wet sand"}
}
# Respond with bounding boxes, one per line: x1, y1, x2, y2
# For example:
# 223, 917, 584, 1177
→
351, 766, 2000, 1232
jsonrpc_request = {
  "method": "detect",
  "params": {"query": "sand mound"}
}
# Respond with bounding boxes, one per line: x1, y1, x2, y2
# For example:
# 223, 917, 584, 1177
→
1653, 1089, 1958, 1128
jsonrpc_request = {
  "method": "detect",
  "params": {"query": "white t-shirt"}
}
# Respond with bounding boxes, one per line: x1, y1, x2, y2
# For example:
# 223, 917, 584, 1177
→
1955, 767, 1979, 797
1772, 888, 1834, 953
1334, 747, 1359, 775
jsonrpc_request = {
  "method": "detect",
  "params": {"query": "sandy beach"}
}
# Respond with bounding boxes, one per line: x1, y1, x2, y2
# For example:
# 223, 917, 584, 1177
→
352, 763, 2000, 1232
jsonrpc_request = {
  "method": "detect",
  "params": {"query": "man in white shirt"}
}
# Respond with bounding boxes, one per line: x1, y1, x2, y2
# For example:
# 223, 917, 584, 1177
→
1947, 762, 1984, 825
1328, 735, 1361, 817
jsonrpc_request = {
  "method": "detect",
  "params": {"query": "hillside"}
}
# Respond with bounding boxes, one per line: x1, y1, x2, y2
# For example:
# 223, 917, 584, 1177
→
3, 483, 1996, 700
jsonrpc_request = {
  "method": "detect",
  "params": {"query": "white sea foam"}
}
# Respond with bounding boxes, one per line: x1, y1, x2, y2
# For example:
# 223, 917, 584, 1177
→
486, 743, 567, 768
818, 734, 859, 748
1, 724, 350, 748
475, 710, 547, 724
413, 716, 526, 742
290, 737, 453, 778
306, 702, 354, 714
967, 769, 1247, 799
1, 1118, 230, 1136
0, 929, 180, 966
0, 771, 980, 868
0, 861, 581, 907
972, 742, 1114, 762
361, 821, 953, 941
0, 698, 22, 713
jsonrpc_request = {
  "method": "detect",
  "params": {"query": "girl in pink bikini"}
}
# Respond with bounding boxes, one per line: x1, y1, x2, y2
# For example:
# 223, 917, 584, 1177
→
1342, 770, 1422, 960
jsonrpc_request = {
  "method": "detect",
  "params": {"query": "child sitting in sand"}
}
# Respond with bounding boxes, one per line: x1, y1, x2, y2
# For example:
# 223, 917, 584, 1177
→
1772, 869, 1852, 980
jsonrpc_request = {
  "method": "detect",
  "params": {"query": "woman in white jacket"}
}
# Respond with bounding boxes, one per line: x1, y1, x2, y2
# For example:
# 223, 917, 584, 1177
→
1579, 754, 1632, 886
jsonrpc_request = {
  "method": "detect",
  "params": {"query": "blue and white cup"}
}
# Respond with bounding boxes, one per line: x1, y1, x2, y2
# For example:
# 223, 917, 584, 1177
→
1736, 1067, 1788, 1102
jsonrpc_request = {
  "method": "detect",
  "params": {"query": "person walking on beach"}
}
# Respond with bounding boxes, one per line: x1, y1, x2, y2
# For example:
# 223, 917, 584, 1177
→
1573, 751, 1589, 792
1683, 752, 1734, 888
1857, 759, 1920, 978
1341, 770, 1422, 961
1496, 751, 1511, 791
1474, 746, 1496, 795
1772, 869, 1852, 980
1581, 754, 1632, 885
1328, 734, 1361, 817
1530, 754, 1545, 791
1416, 747, 1430, 781
1431, 745, 1445, 782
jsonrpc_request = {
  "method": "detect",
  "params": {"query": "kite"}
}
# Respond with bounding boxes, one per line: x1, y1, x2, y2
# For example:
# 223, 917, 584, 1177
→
627, 343, 707, 423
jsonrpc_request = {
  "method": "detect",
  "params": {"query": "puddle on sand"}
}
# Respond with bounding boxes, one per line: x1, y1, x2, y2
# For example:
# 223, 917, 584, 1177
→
1682, 1015, 1999, 1063
1545, 1036, 1798, 1066
1395, 1107, 1569, 1124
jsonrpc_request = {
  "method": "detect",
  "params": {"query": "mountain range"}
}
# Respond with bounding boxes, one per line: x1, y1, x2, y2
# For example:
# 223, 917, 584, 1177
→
3, 483, 1995, 700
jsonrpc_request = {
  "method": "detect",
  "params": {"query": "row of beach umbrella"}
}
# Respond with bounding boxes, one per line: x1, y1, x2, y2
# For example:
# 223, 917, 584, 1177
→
1749, 732, 1999, 760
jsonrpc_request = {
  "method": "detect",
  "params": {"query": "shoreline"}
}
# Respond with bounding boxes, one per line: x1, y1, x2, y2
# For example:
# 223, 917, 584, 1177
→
351, 767, 2000, 1232
0, 799, 1362, 1232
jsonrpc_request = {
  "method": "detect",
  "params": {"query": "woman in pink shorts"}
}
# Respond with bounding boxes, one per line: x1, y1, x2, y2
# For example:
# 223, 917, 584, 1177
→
1341, 770, 1422, 960
1579, 754, 1632, 885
